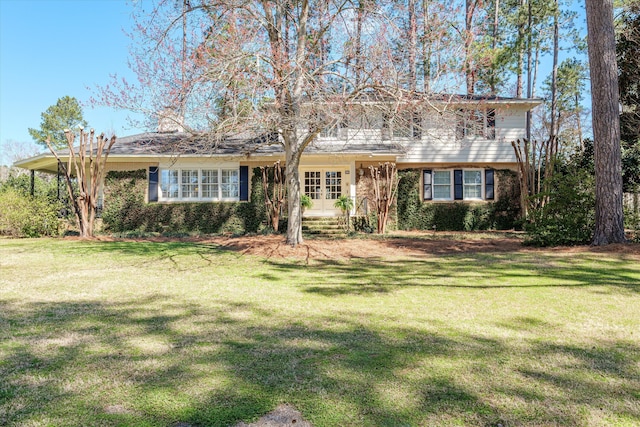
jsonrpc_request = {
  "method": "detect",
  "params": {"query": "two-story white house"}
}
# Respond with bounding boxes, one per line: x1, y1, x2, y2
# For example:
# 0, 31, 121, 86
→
16, 95, 541, 221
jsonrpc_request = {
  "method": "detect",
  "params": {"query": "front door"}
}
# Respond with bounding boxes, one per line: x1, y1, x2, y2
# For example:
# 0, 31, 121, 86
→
302, 169, 344, 216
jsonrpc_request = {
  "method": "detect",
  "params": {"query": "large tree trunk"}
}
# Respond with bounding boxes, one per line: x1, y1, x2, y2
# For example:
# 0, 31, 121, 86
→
585, 0, 626, 245
284, 135, 304, 246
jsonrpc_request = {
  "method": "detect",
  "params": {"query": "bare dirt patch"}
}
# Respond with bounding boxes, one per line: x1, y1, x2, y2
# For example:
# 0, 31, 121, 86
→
234, 404, 312, 427
93, 232, 640, 260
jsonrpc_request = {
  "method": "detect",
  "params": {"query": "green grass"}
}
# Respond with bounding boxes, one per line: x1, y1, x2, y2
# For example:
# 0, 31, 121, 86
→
0, 237, 639, 427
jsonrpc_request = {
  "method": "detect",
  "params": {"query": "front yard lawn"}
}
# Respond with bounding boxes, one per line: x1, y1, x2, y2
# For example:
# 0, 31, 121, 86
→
0, 236, 639, 426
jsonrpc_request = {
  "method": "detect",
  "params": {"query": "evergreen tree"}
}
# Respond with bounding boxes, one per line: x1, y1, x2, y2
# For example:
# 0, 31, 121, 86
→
28, 96, 88, 150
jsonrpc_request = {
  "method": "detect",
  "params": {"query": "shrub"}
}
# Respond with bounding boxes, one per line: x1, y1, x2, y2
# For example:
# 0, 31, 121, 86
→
352, 215, 374, 233
0, 188, 61, 237
101, 170, 147, 232
624, 203, 640, 243
0, 169, 59, 200
524, 169, 595, 246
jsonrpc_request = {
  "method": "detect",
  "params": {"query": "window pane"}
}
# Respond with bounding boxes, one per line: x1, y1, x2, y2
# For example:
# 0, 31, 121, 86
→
325, 171, 342, 200
221, 169, 239, 198
201, 169, 219, 199
161, 170, 178, 199
393, 113, 411, 138
433, 171, 451, 185
433, 185, 451, 199
181, 169, 199, 198
304, 171, 322, 199
464, 171, 481, 184
463, 171, 482, 198
432, 171, 451, 199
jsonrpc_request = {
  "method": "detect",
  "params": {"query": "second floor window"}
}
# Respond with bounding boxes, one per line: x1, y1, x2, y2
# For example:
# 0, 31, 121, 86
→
456, 109, 496, 140
385, 111, 422, 140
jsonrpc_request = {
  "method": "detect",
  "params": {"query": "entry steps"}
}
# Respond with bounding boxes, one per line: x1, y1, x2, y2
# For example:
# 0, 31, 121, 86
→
302, 216, 347, 236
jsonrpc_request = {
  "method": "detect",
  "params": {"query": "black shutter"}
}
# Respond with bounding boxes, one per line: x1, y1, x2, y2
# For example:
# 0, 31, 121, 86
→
423, 170, 432, 200
485, 169, 495, 200
454, 169, 463, 200
239, 166, 249, 201
148, 166, 158, 202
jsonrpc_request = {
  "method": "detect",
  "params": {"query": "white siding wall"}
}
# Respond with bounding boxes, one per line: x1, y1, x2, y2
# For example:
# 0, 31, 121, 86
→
495, 105, 528, 142
398, 141, 517, 163
309, 105, 529, 164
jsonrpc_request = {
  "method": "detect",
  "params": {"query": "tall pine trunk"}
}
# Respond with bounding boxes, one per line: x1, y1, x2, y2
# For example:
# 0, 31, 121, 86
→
422, 0, 431, 92
408, 0, 417, 92
516, 0, 525, 98
585, 0, 626, 245
465, 0, 476, 95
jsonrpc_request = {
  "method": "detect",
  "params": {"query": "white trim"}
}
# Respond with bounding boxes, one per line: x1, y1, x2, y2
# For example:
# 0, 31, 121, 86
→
158, 166, 240, 202
426, 168, 485, 201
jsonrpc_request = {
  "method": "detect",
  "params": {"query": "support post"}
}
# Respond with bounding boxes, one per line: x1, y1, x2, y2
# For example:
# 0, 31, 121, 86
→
57, 161, 61, 201
30, 170, 35, 197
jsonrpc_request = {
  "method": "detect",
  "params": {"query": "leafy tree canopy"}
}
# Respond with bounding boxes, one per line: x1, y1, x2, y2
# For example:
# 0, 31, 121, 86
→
28, 96, 88, 149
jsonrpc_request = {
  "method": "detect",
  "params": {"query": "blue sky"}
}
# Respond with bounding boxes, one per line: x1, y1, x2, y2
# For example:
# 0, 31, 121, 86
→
0, 0, 143, 165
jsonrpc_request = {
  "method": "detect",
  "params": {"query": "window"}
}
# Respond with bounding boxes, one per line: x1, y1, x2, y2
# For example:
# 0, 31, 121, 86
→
433, 171, 452, 199
412, 111, 422, 139
304, 171, 322, 200
324, 171, 342, 199
382, 113, 391, 140
160, 170, 178, 199
181, 169, 199, 199
424, 169, 490, 201
221, 169, 239, 198
159, 167, 239, 201
392, 112, 412, 138
456, 109, 496, 140
463, 170, 482, 199
201, 169, 218, 198
319, 120, 347, 138
319, 124, 338, 138
388, 111, 422, 140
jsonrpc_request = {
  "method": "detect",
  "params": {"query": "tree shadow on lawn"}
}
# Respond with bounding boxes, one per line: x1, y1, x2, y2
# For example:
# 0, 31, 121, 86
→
50, 240, 230, 271
262, 253, 640, 296
41, 240, 640, 295
1, 297, 639, 426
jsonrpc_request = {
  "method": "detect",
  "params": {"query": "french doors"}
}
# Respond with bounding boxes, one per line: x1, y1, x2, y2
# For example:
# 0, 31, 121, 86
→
302, 168, 344, 215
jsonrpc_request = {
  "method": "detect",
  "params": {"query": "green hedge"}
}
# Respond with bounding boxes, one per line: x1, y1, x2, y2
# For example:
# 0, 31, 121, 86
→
101, 168, 271, 235
396, 169, 521, 231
